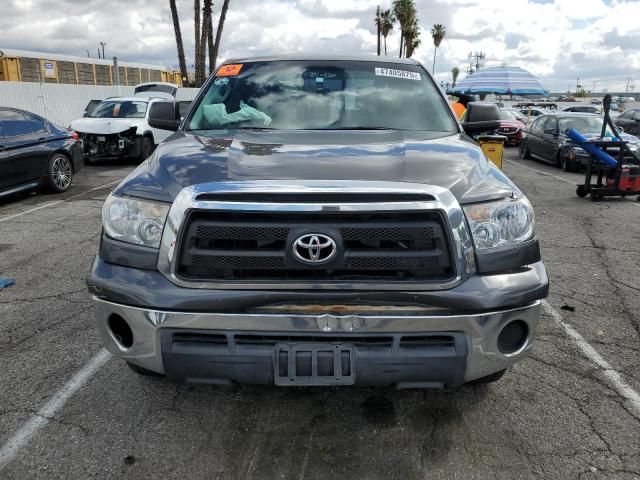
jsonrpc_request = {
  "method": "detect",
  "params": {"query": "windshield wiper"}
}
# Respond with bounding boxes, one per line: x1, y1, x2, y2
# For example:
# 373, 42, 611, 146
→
315, 126, 393, 131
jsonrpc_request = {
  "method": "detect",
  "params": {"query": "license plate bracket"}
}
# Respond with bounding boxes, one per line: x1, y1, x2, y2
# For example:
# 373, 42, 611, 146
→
274, 343, 355, 386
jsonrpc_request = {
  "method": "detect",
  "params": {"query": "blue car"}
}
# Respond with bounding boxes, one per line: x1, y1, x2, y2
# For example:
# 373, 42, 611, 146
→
0, 107, 83, 198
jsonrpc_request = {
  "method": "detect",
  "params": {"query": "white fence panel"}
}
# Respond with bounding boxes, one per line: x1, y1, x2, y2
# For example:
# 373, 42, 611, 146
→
0, 82, 200, 127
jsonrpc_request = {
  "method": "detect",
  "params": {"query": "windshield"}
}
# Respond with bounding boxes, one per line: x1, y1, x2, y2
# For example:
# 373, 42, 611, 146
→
89, 100, 148, 119
499, 111, 517, 120
188, 60, 457, 133
559, 116, 604, 133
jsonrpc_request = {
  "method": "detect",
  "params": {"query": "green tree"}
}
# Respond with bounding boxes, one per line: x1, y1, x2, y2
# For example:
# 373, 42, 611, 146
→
431, 24, 446, 74
380, 9, 395, 55
168, 0, 188, 83
404, 17, 420, 58
451, 66, 460, 87
393, 0, 416, 58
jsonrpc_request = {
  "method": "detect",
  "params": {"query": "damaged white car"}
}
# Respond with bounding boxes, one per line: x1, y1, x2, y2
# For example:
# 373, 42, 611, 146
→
70, 96, 174, 163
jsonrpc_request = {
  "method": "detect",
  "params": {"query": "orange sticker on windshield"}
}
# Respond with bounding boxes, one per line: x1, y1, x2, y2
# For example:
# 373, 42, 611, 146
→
216, 64, 243, 76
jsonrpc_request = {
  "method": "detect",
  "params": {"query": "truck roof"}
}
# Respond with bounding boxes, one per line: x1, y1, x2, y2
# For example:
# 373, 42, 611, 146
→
223, 53, 422, 66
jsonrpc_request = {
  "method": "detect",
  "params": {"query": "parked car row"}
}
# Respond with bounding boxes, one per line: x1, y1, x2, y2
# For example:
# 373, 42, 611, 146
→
0, 83, 195, 199
70, 82, 190, 164
519, 112, 640, 172
0, 107, 82, 198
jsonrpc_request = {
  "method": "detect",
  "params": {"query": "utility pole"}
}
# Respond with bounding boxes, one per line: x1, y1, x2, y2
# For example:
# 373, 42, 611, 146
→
626, 77, 631, 93
100, 42, 106, 60
468, 51, 485, 72
97, 48, 101, 59
86, 50, 90, 58
592, 80, 597, 94
576, 77, 580, 93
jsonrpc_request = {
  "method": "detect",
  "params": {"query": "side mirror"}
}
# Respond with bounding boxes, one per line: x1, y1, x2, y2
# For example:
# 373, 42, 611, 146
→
148, 101, 180, 131
461, 102, 501, 136
82, 111, 89, 117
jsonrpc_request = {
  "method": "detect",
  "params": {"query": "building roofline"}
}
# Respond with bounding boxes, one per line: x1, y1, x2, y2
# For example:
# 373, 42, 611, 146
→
0, 48, 172, 71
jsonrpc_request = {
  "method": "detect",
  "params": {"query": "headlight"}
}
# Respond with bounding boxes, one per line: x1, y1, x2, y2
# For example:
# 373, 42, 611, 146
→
463, 197, 535, 250
102, 194, 170, 248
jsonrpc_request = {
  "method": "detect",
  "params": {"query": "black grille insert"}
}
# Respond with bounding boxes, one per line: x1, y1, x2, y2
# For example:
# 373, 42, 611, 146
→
176, 210, 454, 282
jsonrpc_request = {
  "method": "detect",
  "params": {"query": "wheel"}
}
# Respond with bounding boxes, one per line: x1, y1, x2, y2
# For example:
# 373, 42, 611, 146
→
590, 191, 601, 202
467, 369, 507, 385
558, 153, 573, 172
519, 141, 531, 159
46, 153, 73, 193
576, 185, 588, 197
139, 135, 154, 161
126, 361, 164, 377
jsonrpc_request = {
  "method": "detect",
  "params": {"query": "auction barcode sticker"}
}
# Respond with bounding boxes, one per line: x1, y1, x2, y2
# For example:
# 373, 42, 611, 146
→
375, 67, 421, 80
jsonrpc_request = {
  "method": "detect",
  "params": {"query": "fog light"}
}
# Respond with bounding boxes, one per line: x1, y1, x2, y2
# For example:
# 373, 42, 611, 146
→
108, 314, 133, 349
498, 320, 528, 355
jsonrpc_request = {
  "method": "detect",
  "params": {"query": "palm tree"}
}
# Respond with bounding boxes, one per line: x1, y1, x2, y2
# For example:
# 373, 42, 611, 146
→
380, 10, 395, 55
203, 0, 214, 74
194, 0, 205, 86
404, 17, 420, 58
210, 0, 231, 71
393, 0, 415, 58
431, 24, 446, 74
451, 66, 460, 88
169, 0, 188, 83
374, 6, 381, 56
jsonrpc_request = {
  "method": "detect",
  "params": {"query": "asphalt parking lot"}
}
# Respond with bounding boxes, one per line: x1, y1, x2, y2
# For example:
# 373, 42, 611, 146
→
0, 150, 639, 480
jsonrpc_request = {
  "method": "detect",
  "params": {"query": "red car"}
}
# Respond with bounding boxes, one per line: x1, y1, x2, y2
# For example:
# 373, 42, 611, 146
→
496, 110, 526, 146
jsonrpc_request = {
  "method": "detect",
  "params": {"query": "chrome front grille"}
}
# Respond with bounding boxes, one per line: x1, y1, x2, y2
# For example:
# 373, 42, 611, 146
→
156, 180, 476, 290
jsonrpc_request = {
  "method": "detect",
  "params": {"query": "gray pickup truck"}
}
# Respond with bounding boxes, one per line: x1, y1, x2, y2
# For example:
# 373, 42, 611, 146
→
87, 55, 548, 388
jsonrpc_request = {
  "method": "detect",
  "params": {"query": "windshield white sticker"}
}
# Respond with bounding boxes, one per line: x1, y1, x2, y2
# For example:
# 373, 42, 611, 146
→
375, 67, 421, 80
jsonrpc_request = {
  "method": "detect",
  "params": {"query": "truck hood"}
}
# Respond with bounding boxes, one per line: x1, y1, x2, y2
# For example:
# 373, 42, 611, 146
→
70, 117, 144, 135
116, 130, 518, 204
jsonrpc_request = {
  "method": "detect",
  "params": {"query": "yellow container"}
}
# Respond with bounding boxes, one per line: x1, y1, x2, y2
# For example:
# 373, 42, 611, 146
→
478, 135, 507, 169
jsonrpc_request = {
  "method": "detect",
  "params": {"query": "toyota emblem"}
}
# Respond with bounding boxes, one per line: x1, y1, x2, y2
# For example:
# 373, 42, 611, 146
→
293, 233, 337, 264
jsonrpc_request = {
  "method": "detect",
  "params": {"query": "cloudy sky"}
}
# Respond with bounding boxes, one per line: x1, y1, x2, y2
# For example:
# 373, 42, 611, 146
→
1, 0, 638, 92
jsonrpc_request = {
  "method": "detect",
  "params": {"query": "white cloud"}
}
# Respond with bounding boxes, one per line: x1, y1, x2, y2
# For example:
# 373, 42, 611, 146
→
0, 0, 638, 92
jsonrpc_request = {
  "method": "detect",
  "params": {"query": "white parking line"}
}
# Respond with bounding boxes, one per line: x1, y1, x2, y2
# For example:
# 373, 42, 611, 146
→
542, 300, 640, 420
505, 159, 575, 185
0, 179, 120, 223
0, 349, 112, 471
505, 159, 640, 207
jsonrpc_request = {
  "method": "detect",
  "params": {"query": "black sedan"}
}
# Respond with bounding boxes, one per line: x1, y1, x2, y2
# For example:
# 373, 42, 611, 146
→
615, 108, 640, 136
519, 113, 640, 172
0, 107, 82, 198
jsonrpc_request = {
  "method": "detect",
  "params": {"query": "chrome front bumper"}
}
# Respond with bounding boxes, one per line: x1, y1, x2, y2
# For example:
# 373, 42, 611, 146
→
93, 297, 541, 385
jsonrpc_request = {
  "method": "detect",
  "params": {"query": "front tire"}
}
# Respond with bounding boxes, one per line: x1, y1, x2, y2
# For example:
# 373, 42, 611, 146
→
46, 153, 74, 193
576, 185, 588, 197
139, 135, 154, 161
519, 141, 531, 159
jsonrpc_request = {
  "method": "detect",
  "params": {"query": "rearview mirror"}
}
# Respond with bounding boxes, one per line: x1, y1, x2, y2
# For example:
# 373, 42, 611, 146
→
461, 102, 501, 136
148, 101, 180, 131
